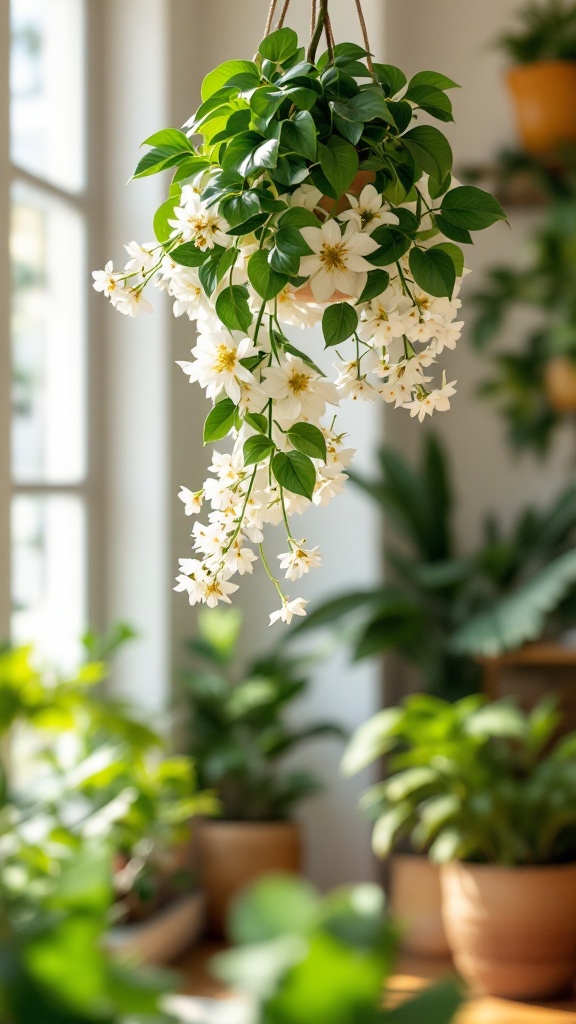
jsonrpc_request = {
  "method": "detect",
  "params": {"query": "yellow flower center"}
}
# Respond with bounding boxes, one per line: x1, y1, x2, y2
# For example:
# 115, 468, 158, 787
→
289, 370, 311, 395
319, 241, 348, 271
214, 345, 237, 374
205, 580, 224, 599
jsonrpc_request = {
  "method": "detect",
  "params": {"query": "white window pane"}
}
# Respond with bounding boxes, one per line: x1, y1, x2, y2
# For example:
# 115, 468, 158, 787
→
11, 495, 87, 671
11, 182, 87, 484
10, 0, 85, 192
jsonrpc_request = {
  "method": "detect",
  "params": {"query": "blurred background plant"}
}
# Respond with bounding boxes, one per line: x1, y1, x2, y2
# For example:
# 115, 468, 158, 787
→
180, 610, 346, 821
343, 692, 576, 866
496, 0, 576, 63
291, 433, 576, 697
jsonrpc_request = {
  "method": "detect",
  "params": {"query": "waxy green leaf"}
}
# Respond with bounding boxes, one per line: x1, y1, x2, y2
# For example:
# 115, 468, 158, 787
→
272, 451, 316, 501
287, 423, 327, 461
204, 399, 238, 443
243, 435, 275, 466
215, 284, 253, 331
322, 303, 359, 347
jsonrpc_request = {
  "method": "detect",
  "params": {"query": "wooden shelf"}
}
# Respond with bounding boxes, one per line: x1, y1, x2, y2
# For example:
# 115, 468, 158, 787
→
479, 641, 576, 668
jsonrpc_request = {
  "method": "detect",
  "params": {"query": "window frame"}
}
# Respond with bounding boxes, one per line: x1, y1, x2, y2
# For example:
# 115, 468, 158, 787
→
1, 0, 105, 649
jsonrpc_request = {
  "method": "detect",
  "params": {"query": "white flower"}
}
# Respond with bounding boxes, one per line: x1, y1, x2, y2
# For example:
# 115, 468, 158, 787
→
225, 539, 258, 576
177, 331, 257, 404
269, 285, 323, 329
178, 486, 203, 516
339, 185, 399, 233
406, 378, 457, 421
261, 353, 339, 426
169, 186, 230, 250
299, 221, 379, 302
203, 576, 239, 607
278, 542, 322, 580
358, 291, 406, 346
289, 184, 323, 211
115, 288, 153, 317
124, 241, 158, 275
269, 597, 309, 625
340, 376, 378, 402
92, 261, 124, 299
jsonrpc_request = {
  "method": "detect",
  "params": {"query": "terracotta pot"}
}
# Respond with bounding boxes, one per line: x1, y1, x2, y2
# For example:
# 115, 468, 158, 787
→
198, 819, 302, 936
441, 860, 576, 999
544, 356, 576, 412
507, 61, 576, 155
295, 169, 377, 305
389, 854, 450, 958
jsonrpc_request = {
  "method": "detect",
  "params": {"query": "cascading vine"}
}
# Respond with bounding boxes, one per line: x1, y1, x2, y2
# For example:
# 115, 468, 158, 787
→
93, 4, 505, 623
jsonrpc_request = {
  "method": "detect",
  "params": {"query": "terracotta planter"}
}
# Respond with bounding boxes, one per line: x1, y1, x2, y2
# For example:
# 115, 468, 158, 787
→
441, 860, 576, 999
295, 170, 377, 305
389, 854, 450, 958
198, 819, 302, 936
108, 891, 204, 964
544, 356, 576, 412
507, 61, 576, 155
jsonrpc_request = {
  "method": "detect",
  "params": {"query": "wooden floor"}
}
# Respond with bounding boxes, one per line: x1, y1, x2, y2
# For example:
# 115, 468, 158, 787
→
176, 944, 576, 1023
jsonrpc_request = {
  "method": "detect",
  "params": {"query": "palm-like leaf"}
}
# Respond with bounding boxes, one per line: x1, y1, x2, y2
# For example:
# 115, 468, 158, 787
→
451, 546, 576, 656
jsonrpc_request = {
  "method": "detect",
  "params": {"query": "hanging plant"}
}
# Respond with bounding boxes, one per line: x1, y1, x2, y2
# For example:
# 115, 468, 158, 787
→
93, 0, 505, 622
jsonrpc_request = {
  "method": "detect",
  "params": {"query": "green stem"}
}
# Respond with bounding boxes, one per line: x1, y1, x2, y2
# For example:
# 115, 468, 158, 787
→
259, 542, 286, 601
220, 467, 258, 557
280, 486, 294, 541
307, 0, 328, 62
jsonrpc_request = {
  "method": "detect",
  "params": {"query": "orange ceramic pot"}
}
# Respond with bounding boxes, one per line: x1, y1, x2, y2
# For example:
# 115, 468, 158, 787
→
441, 860, 576, 999
198, 819, 302, 936
390, 854, 450, 958
507, 61, 576, 155
544, 356, 576, 412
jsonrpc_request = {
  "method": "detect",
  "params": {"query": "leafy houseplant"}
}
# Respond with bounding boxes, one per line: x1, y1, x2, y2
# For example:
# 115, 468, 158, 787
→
172, 874, 461, 1024
93, 6, 504, 623
180, 608, 345, 933
471, 148, 576, 453
0, 634, 217, 963
498, 0, 576, 154
344, 693, 576, 998
291, 432, 576, 692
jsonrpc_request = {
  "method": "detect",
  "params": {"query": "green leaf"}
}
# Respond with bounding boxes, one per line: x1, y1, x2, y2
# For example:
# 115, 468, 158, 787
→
201, 60, 260, 101
409, 246, 456, 298
245, 412, 268, 433
199, 249, 224, 295
221, 191, 262, 228
216, 245, 239, 283
440, 185, 507, 231
259, 27, 299, 63
215, 284, 253, 332
269, 246, 300, 275
357, 270, 390, 304
342, 707, 403, 776
275, 227, 313, 256
322, 303, 359, 346
248, 250, 288, 300
287, 422, 327, 461
153, 194, 180, 242
171, 242, 209, 267
243, 435, 275, 466
281, 110, 317, 161
381, 980, 462, 1024
283, 85, 319, 110
435, 213, 472, 244
279, 207, 322, 229
143, 127, 194, 150
408, 70, 460, 91
433, 242, 464, 277
204, 399, 238, 443
318, 137, 359, 199
373, 63, 407, 97
229, 876, 318, 946
452, 547, 576, 657
405, 85, 454, 122
132, 147, 185, 179
272, 451, 316, 500
367, 227, 411, 267
250, 86, 285, 129
402, 125, 453, 182
346, 88, 395, 123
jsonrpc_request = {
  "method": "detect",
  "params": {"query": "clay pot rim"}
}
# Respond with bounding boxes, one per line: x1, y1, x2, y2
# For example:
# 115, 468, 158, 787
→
444, 859, 576, 875
507, 59, 576, 75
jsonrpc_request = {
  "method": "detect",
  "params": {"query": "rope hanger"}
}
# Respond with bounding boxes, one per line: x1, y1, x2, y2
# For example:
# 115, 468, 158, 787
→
262, 0, 375, 72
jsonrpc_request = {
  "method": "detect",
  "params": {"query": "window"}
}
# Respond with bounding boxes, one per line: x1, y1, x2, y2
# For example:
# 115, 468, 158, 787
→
3, 0, 96, 668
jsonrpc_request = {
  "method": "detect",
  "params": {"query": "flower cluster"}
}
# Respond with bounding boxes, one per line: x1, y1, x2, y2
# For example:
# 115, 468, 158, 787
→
93, 27, 505, 619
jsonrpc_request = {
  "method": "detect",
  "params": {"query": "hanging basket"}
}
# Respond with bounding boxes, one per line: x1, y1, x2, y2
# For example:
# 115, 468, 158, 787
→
93, 0, 505, 621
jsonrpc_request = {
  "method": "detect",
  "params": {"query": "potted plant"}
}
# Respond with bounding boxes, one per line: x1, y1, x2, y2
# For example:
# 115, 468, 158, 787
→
498, 0, 576, 154
180, 608, 345, 934
344, 692, 576, 999
93, 9, 504, 622
471, 148, 576, 450
0, 633, 218, 965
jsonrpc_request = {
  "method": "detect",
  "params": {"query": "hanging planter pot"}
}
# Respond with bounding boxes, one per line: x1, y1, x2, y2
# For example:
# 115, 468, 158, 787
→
93, 0, 505, 622
544, 355, 576, 412
507, 61, 576, 156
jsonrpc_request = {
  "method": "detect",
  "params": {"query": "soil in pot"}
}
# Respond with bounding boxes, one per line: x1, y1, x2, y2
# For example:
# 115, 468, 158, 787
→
389, 854, 450, 958
198, 819, 302, 936
441, 860, 576, 999
507, 61, 576, 155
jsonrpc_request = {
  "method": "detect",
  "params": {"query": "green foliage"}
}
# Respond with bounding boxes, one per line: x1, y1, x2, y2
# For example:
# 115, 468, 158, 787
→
210, 875, 461, 1024
180, 610, 345, 820
470, 149, 576, 453
497, 0, 576, 63
291, 433, 576, 697
344, 693, 576, 867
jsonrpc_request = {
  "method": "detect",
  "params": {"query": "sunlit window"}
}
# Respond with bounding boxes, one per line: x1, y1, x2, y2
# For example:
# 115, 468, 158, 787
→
8, 0, 88, 669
